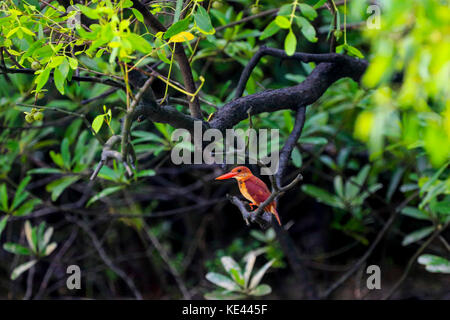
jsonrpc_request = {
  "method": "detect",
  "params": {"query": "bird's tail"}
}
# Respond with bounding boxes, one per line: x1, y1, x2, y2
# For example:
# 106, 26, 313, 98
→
268, 203, 281, 226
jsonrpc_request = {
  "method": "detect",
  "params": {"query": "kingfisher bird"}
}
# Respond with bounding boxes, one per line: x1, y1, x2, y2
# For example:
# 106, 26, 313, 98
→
215, 166, 281, 225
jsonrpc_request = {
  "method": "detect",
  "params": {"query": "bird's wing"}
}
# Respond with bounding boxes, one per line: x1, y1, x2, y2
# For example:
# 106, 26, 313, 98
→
244, 176, 271, 204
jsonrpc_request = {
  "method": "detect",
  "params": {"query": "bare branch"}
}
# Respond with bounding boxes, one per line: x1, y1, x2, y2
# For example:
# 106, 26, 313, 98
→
276, 106, 306, 187
2, 67, 126, 90
131, 0, 202, 118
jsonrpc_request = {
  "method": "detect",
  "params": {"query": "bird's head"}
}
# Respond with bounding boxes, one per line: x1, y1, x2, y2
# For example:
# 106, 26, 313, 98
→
215, 166, 252, 180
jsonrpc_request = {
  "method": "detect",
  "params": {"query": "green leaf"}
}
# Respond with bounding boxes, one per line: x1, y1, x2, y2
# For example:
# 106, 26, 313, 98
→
301, 185, 343, 208
24, 220, 36, 252
230, 269, 245, 287
433, 200, 450, 215
92, 115, 105, 134
249, 259, 275, 290
291, 147, 302, 167
204, 290, 246, 300
420, 164, 447, 196
295, 16, 317, 42
127, 33, 152, 53
6, 27, 19, 39
334, 176, 344, 198
44, 242, 57, 256
243, 252, 256, 288
418, 254, 450, 273
77, 4, 99, 19
35, 67, 51, 92
260, 20, 280, 40
299, 3, 317, 20
336, 44, 347, 54
275, 16, 290, 29
313, 0, 328, 9
131, 8, 144, 23
45, 176, 80, 201
420, 181, 447, 209
136, 169, 156, 178
173, 0, 183, 22
11, 260, 37, 280
49, 151, 64, 168
386, 167, 405, 201
54, 67, 65, 94
0, 216, 8, 238
14, 199, 41, 217
284, 30, 297, 56
250, 230, 267, 242
122, 0, 133, 8
3, 243, 32, 255
250, 284, 272, 296
402, 226, 434, 246
345, 165, 370, 199
11, 176, 31, 212
40, 227, 53, 252
300, 137, 328, 145
164, 18, 190, 39
68, 57, 78, 70
87, 186, 125, 207
346, 45, 364, 59
156, 47, 171, 64
401, 206, 430, 220
0, 184, 8, 212
205, 272, 240, 291
132, 130, 166, 143
61, 138, 71, 169
221, 256, 242, 277
27, 168, 63, 175
194, 6, 214, 34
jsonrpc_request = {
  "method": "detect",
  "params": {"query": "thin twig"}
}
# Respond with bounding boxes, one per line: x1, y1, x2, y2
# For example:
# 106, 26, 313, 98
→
383, 222, 449, 300
69, 216, 143, 300
321, 191, 420, 298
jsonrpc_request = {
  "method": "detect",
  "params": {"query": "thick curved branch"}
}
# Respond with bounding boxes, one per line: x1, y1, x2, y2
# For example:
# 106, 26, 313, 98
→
131, 0, 201, 119
234, 46, 360, 99
211, 50, 367, 131
136, 48, 367, 138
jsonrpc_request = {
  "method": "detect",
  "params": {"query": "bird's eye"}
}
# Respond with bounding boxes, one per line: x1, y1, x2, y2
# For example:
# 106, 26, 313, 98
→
237, 169, 241, 172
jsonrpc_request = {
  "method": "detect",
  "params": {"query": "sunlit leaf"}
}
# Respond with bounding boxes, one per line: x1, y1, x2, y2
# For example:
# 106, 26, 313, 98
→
11, 260, 37, 280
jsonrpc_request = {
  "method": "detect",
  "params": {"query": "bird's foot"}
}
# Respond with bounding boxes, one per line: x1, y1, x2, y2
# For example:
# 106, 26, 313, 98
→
248, 202, 258, 210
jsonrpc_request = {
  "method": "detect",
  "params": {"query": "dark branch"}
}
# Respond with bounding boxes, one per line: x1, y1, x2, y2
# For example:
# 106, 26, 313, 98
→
211, 48, 368, 131
131, 0, 202, 119
3, 67, 126, 90
276, 106, 306, 187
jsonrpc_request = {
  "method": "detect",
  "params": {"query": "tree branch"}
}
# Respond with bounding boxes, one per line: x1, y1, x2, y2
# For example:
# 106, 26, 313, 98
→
276, 106, 306, 187
2, 67, 126, 90
383, 222, 449, 300
131, 0, 202, 118
211, 48, 367, 131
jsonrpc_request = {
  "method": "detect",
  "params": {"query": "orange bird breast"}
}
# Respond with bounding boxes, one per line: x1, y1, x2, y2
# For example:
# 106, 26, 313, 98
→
238, 176, 282, 225
238, 176, 271, 204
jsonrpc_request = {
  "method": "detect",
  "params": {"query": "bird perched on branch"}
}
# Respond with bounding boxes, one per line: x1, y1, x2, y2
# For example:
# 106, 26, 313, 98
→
215, 166, 281, 225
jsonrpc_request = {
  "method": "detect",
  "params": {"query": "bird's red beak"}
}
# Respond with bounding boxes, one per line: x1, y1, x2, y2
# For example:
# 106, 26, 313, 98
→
215, 171, 238, 180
